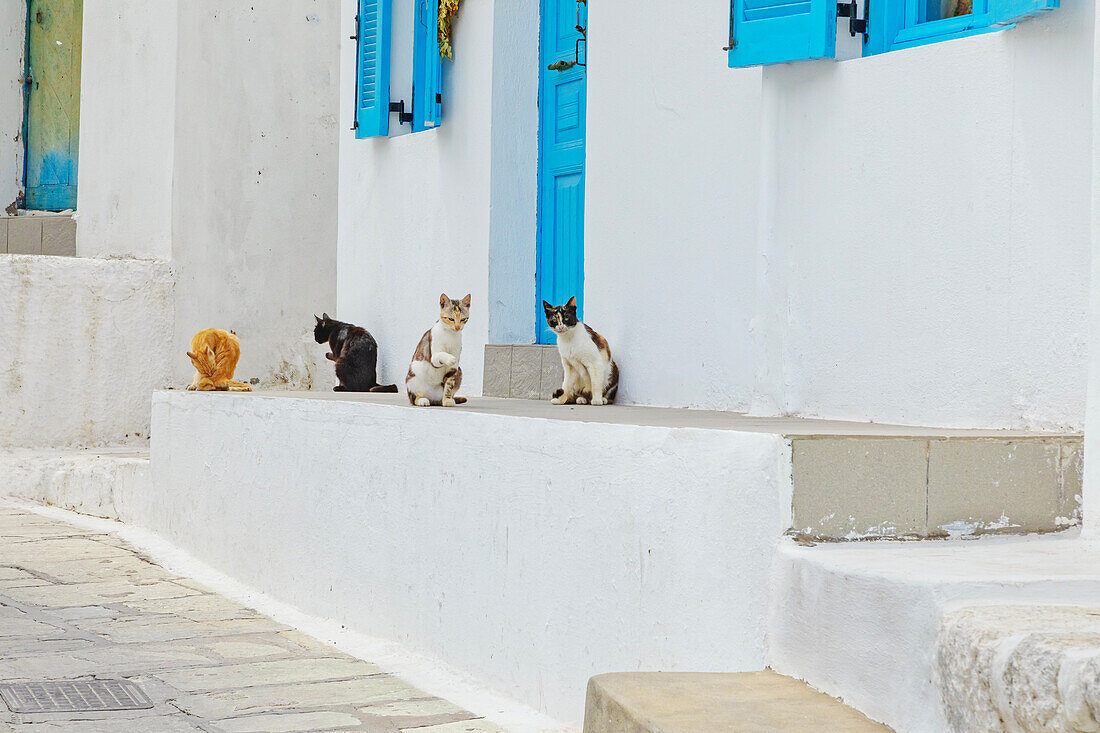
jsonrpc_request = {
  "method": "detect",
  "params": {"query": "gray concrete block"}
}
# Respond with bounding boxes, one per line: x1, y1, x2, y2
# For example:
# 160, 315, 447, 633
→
541, 345, 564, 400
482, 346, 512, 398
1059, 440, 1083, 525
927, 440, 1061, 535
509, 346, 543, 400
792, 438, 928, 539
41, 215, 77, 257
7, 217, 42, 255
0, 218, 7, 253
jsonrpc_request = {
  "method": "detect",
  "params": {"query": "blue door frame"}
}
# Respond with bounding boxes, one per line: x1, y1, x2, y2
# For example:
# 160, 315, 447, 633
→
536, 0, 587, 344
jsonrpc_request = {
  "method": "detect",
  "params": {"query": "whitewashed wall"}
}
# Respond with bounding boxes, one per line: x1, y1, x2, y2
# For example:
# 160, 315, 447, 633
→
584, 0, 1092, 429
337, 0, 538, 392
1083, 4, 1100, 538
0, 256, 174, 448
0, 1, 25, 209
77, 0, 177, 260
169, 1, 340, 389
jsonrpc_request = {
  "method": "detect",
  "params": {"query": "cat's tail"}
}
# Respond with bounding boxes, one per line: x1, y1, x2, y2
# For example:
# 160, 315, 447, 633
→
453, 396, 468, 404
369, 384, 399, 393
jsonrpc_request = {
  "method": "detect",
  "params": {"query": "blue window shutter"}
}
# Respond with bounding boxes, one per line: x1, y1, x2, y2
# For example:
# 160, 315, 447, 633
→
355, 0, 391, 139
728, 0, 837, 67
988, 0, 1057, 26
413, 0, 443, 132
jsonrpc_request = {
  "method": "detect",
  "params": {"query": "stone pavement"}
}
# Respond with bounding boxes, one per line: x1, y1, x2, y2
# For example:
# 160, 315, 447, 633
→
0, 503, 507, 732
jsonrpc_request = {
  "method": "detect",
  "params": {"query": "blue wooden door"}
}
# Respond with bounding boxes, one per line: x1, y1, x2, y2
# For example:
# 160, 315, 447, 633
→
24, 0, 82, 211
537, 0, 586, 344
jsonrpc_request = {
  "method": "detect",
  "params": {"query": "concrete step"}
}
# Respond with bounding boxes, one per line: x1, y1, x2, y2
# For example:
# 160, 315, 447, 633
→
0, 446, 150, 520
484, 353, 1083, 539
583, 671, 890, 732
769, 533, 1100, 732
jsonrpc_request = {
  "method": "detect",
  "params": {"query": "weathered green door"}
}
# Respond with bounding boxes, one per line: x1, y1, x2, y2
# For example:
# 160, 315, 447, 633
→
24, 0, 82, 211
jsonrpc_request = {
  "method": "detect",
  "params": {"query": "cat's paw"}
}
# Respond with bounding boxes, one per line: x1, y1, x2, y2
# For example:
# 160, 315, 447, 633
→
415, 397, 431, 407
436, 353, 457, 368
551, 396, 565, 405
576, 396, 588, 405
442, 397, 456, 407
591, 396, 607, 406
185, 384, 197, 391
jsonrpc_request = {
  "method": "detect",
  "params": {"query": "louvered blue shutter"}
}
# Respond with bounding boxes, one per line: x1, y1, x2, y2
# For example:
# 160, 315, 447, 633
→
355, 0, 391, 138
728, 0, 837, 68
988, 0, 1057, 26
413, 0, 443, 132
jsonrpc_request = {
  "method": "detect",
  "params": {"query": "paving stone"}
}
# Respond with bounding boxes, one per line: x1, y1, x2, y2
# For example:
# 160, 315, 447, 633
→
928, 440, 1061, 535
4, 580, 199, 609
509, 346, 543, 399
71, 614, 282, 644
118, 593, 264, 621
173, 675, 426, 719
155, 657, 382, 692
192, 638, 299, 662
0, 616, 65, 638
410, 720, 509, 732
482, 346, 512, 398
215, 710, 365, 732
792, 438, 928, 538
0, 505, 486, 732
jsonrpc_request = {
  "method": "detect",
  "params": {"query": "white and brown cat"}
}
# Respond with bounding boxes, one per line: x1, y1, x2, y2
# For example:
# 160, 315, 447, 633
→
406, 293, 471, 407
543, 297, 619, 406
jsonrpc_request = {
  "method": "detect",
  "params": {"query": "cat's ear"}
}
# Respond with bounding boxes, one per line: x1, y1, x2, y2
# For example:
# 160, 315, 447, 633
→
542, 300, 554, 313
439, 293, 449, 308
322, 313, 330, 322
314, 314, 322, 324
186, 351, 198, 360
566, 296, 577, 309
460, 293, 471, 308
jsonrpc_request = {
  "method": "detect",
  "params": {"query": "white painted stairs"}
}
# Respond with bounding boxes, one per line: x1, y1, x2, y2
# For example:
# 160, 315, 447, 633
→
2, 393, 1098, 731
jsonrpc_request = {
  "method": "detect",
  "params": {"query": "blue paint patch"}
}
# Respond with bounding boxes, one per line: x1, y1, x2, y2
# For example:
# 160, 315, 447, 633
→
26, 150, 77, 210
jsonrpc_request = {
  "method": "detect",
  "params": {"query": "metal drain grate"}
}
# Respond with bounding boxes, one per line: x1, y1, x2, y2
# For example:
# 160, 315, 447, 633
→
0, 680, 154, 713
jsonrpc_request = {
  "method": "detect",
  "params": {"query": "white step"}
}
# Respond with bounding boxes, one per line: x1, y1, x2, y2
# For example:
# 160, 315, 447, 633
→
769, 534, 1100, 732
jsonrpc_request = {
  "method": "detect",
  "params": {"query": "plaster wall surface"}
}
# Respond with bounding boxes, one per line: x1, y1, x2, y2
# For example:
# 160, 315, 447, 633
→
147, 391, 789, 724
581, 1, 1091, 429
0, 1, 25, 209
76, 0, 177, 259
1084, 0, 1100, 538
0, 255, 174, 448
337, 0, 533, 391
170, 1, 340, 390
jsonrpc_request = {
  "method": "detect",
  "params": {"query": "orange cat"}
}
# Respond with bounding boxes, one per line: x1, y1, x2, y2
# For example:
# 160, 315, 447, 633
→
186, 329, 252, 392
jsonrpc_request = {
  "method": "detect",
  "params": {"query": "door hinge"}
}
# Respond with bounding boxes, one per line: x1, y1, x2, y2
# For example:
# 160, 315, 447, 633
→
724, 0, 737, 51
837, 0, 869, 41
390, 100, 414, 125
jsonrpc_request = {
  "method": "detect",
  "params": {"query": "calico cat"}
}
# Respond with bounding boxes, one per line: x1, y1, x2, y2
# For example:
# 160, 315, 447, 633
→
543, 297, 619, 406
314, 314, 398, 393
186, 328, 252, 392
406, 294, 471, 407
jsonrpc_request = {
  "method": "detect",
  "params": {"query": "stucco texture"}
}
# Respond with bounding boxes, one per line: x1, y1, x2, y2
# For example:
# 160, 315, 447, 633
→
0, 255, 175, 447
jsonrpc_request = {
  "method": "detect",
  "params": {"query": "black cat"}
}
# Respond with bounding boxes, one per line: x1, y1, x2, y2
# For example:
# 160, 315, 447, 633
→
313, 314, 398, 393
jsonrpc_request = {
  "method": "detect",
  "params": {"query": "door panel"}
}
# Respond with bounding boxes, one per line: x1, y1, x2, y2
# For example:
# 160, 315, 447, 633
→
537, 0, 586, 344
25, 0, 82, 211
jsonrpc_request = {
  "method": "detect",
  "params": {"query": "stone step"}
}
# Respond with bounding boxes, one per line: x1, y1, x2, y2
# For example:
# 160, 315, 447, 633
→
583, 671, 890, 732
769, 533, 1100, 732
